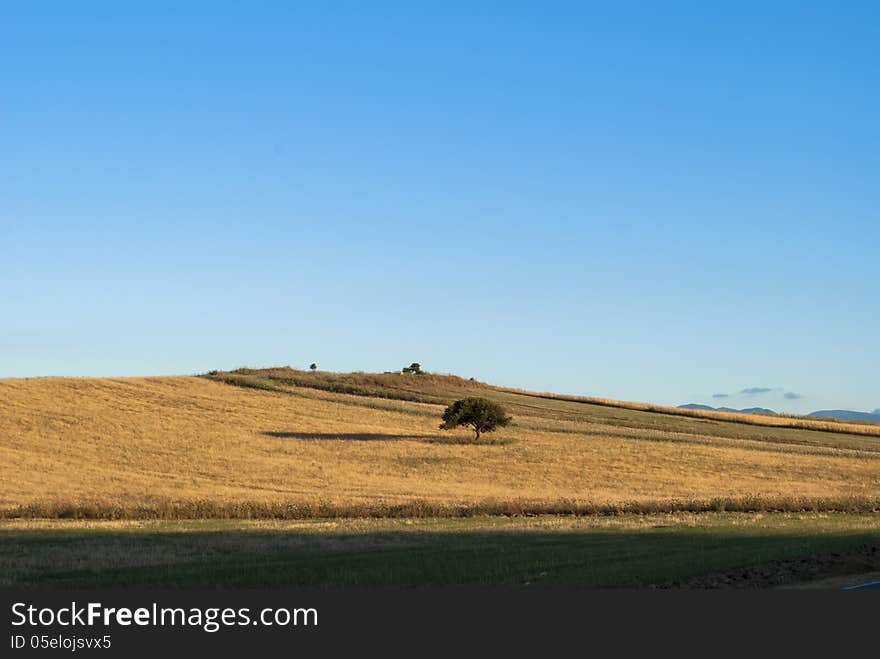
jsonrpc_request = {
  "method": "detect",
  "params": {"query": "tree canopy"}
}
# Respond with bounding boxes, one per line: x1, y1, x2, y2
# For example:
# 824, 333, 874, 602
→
439, 397, 512, 441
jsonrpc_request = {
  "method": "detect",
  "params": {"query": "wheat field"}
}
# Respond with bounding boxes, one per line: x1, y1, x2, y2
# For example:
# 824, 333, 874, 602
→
2, 371, 878, 515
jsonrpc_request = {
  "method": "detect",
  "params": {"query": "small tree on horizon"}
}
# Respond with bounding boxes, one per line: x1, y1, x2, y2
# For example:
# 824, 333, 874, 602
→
309, 363, 317, 372
402, 362, 422, 374
439, 397, 512, 441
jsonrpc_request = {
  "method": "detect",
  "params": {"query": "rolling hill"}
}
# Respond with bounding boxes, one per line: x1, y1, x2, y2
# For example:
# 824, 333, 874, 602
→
2, 367, 879, 517
3, 367, 879, 588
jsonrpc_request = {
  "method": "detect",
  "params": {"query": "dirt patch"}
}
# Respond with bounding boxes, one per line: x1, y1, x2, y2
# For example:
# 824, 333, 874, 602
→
658, 544, 880, 589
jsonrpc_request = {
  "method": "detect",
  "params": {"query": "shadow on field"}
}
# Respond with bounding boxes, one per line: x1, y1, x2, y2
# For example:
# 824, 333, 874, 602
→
261, 431, 513, 445
263, 431, 434, 442
2, 523, 878, 589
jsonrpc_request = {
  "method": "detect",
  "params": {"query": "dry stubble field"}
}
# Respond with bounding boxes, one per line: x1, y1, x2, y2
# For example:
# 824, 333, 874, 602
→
1, 369, 878, 513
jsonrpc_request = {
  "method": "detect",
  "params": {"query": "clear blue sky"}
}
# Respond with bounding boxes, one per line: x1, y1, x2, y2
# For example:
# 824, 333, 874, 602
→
3, 2, 878, 414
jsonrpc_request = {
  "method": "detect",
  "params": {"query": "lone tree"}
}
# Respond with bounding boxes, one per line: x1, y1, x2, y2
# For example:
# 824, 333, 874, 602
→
439, 397, 512, 441
402, 362, 422, 374
309, 363, 317, 372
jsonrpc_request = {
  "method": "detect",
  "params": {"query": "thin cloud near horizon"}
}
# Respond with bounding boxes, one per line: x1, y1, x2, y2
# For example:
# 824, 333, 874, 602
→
710, 387, 805, 401
740, 387, 773, 395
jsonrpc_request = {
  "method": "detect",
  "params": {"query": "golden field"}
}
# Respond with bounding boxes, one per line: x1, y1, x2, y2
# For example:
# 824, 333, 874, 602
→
1, 370, 878, 514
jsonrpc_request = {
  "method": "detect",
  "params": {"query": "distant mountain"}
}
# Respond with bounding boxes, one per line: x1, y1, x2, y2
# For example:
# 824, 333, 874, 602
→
679, 404, 880, 423
679, 404, 777, 416
730, 407, 778, 416
807, 410, 880, 423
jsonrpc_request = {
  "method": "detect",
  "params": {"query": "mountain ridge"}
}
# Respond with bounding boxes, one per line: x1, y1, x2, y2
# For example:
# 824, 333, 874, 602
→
679, 404, 880, 423
679, 404, 777, 416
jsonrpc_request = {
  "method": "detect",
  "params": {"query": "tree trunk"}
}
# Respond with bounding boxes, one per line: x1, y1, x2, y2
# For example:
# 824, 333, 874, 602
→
474, 427, 481, 441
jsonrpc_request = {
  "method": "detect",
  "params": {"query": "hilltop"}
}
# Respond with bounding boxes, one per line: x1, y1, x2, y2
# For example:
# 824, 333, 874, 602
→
204, 366, 880, 437
208, 367, 880, 436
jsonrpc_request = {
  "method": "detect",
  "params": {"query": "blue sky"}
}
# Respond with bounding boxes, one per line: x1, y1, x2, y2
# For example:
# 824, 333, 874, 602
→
2, 2, 878, 413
